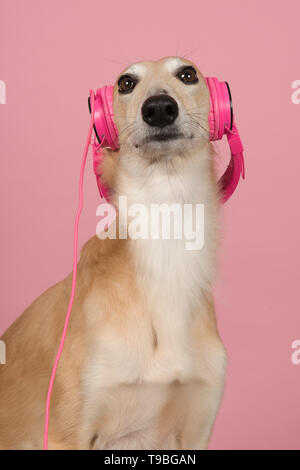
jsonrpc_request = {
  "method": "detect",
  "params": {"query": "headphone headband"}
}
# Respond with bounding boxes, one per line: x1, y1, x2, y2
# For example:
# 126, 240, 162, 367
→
89, 77, 245, 202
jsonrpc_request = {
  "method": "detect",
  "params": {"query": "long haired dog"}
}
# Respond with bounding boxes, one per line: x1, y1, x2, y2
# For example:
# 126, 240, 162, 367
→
0, 57, 227, 450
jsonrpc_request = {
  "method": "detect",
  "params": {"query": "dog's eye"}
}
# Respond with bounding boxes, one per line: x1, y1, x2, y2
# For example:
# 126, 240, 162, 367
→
118, 75, 137, 94
177, 66, 199, 85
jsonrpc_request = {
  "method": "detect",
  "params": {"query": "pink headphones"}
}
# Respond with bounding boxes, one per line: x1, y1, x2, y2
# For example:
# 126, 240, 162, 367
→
88, 77, 245, 202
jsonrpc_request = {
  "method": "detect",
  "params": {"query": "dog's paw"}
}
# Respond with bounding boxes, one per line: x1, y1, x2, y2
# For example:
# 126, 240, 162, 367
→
143, 349, 193, 384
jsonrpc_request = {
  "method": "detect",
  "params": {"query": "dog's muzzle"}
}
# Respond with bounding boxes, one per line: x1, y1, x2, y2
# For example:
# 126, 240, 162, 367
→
141, 94, 179, 128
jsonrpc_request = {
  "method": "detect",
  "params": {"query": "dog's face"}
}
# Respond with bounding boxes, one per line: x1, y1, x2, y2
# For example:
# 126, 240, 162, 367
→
113, 57, 210, 160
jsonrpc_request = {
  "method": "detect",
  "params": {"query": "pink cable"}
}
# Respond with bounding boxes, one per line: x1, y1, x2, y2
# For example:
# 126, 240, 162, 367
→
43, 91, 95, 450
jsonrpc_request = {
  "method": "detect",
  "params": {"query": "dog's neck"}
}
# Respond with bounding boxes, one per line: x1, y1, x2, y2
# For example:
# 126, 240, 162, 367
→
113, 144, 219, 366
112, 142, 217, 206
109, 142, 220, 288
105, 143, 220, 361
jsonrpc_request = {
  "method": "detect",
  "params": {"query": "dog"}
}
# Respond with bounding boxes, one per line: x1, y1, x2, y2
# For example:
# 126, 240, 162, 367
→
0, 56, 227, 450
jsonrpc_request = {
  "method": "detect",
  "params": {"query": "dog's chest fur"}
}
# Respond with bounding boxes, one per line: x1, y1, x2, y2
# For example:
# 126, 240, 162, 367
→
81, 153, 219, 448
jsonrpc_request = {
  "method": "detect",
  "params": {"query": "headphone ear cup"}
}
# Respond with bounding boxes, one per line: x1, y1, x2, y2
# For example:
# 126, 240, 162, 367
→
206, 77, 219, 141
205, 77, 244, 202
102, 86, 119, 150
92, 86, 119, 150
206, 77, 232, 141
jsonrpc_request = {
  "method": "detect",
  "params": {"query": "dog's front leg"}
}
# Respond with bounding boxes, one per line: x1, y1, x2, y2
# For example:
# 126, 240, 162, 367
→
179, 345, 227, 450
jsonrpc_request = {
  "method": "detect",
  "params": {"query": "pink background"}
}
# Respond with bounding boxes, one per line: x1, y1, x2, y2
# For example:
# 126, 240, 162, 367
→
1, 0, 300, 450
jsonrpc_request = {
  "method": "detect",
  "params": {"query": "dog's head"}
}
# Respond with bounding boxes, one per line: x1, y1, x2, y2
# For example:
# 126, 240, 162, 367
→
113, 57, 210, 160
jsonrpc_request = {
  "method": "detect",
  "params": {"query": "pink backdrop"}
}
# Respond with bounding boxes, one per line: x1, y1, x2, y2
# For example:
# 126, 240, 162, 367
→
1, 0, 300, 450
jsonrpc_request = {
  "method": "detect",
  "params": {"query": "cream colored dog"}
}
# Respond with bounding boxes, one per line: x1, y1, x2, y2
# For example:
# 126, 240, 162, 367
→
0, 57, 227, 450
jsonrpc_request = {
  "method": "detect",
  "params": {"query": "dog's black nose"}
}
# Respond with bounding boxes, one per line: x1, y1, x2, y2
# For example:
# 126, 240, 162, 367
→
142, 95, 179, 128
